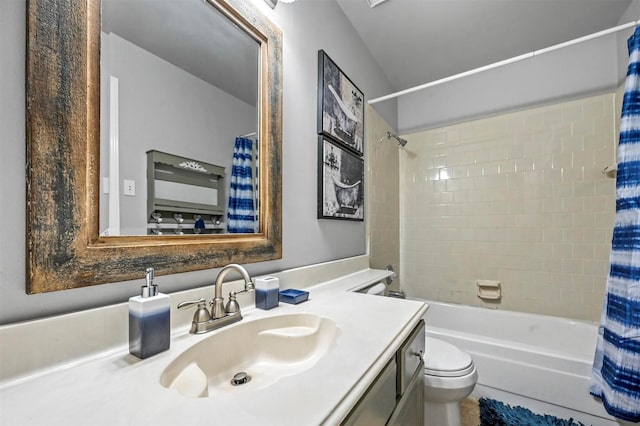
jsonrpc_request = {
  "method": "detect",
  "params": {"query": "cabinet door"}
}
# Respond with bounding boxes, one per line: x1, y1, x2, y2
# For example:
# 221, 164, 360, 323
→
398, 320, 425, 395
387, 362, 424, 426
342, 358, 397, 426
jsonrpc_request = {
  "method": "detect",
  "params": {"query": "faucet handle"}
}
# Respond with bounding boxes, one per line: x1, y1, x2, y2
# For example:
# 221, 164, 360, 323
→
225, 291, 241, 314
178, 298, 212, 324
177, 297, 205, 310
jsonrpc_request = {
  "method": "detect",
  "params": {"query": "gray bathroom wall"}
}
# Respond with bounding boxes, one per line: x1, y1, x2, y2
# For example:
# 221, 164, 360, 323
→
0, 0, 396, 324
397, 30, 620, 134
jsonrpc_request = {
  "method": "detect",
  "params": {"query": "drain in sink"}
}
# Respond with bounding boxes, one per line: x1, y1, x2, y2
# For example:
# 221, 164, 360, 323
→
231, 371, 251, 386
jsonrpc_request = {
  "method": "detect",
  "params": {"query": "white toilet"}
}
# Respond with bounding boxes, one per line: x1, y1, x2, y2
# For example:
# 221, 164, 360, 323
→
423, 336, 478, 426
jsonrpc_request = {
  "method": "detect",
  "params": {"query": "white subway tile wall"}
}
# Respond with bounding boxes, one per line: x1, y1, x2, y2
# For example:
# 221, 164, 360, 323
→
400, 93, 618, 322
366, 105, 401, 292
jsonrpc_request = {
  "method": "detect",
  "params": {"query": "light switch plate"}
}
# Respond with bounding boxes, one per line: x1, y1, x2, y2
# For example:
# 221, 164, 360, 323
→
123, 179, 135, 196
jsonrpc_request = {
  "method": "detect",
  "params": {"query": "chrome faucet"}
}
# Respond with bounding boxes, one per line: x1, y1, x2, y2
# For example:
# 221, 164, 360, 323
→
178, 264, 254, 334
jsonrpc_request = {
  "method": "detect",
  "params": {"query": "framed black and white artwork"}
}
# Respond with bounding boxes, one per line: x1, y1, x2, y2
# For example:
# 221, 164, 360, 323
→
317, 50, 364, 156
318, 137, 364, 221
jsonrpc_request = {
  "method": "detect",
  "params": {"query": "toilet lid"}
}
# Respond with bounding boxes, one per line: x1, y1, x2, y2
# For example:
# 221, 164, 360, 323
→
424, 337, 474, 377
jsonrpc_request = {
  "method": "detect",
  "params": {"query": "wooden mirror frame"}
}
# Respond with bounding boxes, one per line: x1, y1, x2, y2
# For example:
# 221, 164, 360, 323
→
26, 0, 282, 293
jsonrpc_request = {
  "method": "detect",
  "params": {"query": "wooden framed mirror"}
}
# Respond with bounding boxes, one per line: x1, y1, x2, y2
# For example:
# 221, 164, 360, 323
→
26, 0, 282, 293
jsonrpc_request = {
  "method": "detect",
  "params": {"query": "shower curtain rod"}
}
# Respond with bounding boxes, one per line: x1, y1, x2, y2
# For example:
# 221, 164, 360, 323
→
368, 19, 640, 105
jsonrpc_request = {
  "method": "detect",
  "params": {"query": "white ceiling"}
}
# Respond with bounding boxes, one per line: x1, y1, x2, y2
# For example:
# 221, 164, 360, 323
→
335, 0, 633, 94
102, 0, 259, 106
102, 0, 633, 106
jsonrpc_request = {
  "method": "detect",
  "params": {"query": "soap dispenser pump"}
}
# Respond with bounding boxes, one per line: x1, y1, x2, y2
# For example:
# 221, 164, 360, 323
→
129, 267, 170, 359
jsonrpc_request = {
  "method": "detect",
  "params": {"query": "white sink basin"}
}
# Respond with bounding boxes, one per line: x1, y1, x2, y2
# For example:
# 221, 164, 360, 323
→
160, 313, 339, 398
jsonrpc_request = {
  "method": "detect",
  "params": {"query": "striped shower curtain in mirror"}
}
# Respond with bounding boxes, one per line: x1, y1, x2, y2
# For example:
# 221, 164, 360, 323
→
227, 137, 258, 233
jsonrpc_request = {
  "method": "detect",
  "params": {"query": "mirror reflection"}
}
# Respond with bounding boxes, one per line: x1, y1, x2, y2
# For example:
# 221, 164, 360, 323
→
100, 0, 260, 236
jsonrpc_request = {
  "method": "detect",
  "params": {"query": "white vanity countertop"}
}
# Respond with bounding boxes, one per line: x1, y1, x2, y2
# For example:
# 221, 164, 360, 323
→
0, 270, 427, 426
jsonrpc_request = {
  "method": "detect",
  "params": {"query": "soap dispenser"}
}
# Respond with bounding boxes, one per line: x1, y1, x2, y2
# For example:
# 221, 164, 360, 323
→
129, 267, 170, 359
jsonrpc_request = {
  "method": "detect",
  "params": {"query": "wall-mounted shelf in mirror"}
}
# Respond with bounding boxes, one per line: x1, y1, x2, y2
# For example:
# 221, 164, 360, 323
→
25, 0, 282, 293
147, 150, 227, 235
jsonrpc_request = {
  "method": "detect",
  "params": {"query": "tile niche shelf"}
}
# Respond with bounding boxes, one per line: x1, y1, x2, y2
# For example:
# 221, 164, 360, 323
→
147, 150, 226, 234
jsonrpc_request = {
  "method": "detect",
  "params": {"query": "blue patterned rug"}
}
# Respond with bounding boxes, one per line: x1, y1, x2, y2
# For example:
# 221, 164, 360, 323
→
479, 398, 586, 426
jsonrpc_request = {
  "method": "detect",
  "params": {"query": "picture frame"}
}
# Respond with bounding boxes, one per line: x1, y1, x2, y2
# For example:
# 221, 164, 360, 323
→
317, 50, 365, 156
318, 136, 364, 221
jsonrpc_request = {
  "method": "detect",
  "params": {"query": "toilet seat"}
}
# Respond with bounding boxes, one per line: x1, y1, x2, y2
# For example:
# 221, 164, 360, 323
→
424, 337, 474, 377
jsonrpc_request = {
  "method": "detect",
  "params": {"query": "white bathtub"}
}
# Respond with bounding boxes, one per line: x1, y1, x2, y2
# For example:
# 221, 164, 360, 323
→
421, 300, 625, 425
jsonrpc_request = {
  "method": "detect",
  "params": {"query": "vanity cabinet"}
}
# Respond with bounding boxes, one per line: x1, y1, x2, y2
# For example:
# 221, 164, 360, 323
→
342, 320, 425, 426
341, 358, 398, 425
0, 265, 429, 425
388, 320, 425, 425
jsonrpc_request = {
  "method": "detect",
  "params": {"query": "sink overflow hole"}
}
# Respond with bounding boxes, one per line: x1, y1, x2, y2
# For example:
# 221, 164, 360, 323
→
231, 372, 251, 386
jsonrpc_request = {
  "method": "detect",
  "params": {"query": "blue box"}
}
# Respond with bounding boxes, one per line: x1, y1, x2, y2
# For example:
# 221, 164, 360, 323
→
279, 289, 309, 304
